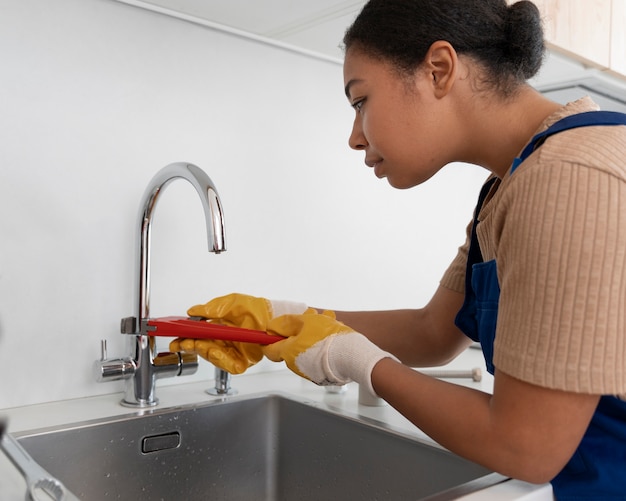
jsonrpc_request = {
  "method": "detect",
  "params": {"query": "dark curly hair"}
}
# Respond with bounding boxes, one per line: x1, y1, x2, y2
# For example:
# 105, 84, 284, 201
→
343, 0, 545, 96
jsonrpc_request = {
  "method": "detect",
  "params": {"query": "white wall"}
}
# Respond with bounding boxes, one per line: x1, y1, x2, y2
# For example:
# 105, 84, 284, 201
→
0, 0, 487, 409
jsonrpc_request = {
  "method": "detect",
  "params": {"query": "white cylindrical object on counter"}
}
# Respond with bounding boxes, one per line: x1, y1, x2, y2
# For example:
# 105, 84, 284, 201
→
358, 384, 387, 406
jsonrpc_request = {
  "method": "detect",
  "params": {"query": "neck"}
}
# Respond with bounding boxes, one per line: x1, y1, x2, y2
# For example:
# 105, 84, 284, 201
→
462, 86, 563, 178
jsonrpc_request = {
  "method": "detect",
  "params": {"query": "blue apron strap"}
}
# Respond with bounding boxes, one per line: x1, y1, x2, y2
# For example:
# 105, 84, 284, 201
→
454, 177, 498, 342
511, 110, 626, 173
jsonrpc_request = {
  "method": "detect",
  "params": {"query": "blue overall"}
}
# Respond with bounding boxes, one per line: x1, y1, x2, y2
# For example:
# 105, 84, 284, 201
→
454, 111, 626, 499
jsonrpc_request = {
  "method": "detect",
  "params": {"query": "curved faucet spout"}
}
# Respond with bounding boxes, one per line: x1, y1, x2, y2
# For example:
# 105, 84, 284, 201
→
121, 163, 226, 407
136, 162, 226, 323
96, 163, 226, 407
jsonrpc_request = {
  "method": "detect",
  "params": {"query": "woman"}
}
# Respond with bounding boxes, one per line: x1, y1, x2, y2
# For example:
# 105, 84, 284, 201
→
172, 1, 626, 498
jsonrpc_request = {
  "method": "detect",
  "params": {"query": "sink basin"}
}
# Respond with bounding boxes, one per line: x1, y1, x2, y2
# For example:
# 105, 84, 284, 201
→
15, 393, 504, 500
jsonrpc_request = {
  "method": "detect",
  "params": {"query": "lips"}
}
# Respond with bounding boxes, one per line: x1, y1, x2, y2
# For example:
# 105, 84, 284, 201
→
365, 157, 381, 168
365, 156, 383, 167
373, 163, 385, 178
365, 157, 384, 177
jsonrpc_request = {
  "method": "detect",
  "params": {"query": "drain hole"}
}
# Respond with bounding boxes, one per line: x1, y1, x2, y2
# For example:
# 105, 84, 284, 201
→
142, 431, 181, 453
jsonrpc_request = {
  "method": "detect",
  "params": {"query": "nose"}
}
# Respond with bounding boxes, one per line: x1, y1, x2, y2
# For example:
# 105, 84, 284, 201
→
348, 116, 367, 151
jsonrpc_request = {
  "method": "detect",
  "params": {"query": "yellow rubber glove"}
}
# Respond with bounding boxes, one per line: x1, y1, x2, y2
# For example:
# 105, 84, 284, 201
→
263, 309, 398, 397
169, 337, 263, 375
169, 293, 308, 374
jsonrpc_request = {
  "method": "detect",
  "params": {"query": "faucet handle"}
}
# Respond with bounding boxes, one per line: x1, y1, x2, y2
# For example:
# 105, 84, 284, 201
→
94, 338, 136, 382
100, 339, 108, 361
120, 316, 137, 334
93, 356, 135, 382
153, 351, 199, 378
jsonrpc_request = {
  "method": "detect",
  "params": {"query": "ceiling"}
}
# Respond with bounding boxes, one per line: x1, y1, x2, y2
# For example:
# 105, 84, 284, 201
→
126, 0, 367, 60
118, 0, 626, 111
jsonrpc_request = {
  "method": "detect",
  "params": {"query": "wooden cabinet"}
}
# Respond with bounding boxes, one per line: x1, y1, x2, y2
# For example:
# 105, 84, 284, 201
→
508, 0, 625, 77
532, 0, 611, 67
611, 0, 626, 75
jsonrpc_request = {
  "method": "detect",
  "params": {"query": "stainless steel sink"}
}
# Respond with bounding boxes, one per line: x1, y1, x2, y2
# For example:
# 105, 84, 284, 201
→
15, 393, 504, 500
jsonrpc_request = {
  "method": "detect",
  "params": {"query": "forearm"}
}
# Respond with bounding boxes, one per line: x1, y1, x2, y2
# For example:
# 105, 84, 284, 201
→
334, 309, 454, 365
333, 286, 471, 367
371, 358, 598, 483
372, 359, 508, 475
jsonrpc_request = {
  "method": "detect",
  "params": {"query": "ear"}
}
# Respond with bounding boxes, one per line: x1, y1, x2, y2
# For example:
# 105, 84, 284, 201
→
424, 41, 458, 98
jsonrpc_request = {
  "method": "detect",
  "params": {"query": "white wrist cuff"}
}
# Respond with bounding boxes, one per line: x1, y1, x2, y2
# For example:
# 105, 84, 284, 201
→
269, 299, 308, 317
295, 332, 398, 398
327, 333, 399, 398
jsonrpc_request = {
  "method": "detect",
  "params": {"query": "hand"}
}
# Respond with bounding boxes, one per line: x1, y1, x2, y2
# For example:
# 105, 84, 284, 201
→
263, 310, 397, 396
169, 337, 263, 374
169, 293, 308, 374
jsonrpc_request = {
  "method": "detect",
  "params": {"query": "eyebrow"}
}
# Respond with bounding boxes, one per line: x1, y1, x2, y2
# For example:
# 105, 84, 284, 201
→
344, 78, 363, 99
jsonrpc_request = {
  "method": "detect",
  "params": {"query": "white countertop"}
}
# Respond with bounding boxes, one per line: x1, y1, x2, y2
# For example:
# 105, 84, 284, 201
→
0, 349, 552, 500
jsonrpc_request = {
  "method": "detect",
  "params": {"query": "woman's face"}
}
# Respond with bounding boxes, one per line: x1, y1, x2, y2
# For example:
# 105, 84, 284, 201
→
343, 47, 455, 189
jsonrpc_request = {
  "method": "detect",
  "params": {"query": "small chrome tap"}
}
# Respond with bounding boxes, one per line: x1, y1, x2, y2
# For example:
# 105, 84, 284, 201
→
94, 162, 226, 407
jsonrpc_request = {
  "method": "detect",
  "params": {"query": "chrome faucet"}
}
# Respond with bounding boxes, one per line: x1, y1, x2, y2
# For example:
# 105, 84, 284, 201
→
95, 162, 226, 407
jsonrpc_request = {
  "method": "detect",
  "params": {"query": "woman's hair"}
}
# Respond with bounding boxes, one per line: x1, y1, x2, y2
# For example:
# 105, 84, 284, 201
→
343, 0, 545, 96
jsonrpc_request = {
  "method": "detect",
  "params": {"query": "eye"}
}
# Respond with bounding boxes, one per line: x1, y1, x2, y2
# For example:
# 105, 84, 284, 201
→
351, 98, 365, 112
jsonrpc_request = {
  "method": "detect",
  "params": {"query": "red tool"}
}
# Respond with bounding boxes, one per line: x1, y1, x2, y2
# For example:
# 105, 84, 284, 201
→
146, 316, 282, 344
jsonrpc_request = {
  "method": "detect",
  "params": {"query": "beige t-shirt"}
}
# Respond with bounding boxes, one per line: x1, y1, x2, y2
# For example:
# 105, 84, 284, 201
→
441, 97, 626, 397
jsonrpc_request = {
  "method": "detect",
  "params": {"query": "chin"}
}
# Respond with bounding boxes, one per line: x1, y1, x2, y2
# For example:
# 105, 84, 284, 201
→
386, 177, 418, 190
391, 170, 440, 190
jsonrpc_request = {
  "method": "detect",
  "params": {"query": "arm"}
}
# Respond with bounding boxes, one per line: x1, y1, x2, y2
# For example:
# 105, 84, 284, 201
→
333, 285, 472, 367
372, 358, 599, 483
264, 305, 599, 482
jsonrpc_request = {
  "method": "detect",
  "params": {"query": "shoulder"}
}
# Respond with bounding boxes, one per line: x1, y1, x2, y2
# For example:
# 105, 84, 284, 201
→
514, 99, 626, 181
532, 123, 626, 180
495, 116, 626, 220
